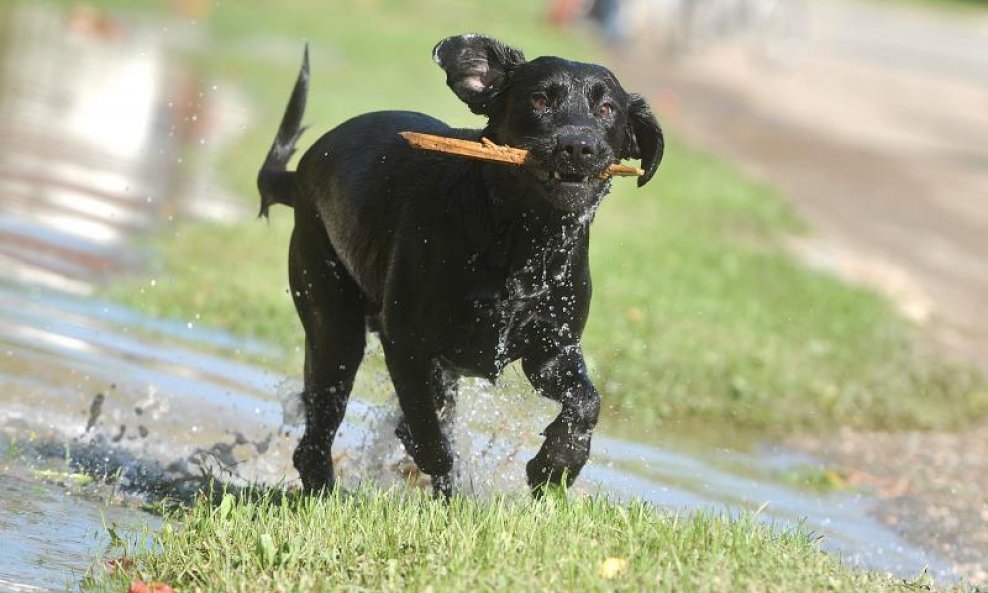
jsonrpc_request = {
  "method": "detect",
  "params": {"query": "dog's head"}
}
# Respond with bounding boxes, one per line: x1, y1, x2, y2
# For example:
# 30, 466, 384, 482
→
434, 34, 663, 213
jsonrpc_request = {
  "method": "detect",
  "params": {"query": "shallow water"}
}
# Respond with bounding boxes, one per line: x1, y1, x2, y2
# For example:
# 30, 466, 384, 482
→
0, 462, 160, 593
0, 1, 960, 590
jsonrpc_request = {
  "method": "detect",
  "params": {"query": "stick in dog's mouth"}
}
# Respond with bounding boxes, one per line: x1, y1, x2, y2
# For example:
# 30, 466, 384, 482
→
399, 131, 644, 179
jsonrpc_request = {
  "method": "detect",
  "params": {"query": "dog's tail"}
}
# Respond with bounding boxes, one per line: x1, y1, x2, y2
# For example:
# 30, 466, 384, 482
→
257, 44, 309, 217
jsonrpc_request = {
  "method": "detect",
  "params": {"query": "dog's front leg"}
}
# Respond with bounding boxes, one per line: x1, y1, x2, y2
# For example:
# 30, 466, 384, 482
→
522, 344, 601, 494
382, 337, 456, 499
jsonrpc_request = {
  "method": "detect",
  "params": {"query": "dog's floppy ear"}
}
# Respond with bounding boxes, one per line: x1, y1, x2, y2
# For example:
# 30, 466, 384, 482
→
623, 93, 664, 187
433, 34, 526, 116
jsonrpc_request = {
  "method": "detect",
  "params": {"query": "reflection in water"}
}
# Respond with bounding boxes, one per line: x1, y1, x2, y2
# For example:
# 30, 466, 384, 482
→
0, 2, 191, 589
0, 3, 172, 294
0, 2, 245, 294
0, 1, 961, 590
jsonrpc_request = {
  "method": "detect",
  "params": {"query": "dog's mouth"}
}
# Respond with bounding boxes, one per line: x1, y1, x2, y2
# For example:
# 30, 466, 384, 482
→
525, 165, 609, 212
531, 169, 597, 185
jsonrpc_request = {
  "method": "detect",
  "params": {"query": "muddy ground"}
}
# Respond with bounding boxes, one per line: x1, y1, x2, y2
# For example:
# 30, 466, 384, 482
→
799, 426, 988, 584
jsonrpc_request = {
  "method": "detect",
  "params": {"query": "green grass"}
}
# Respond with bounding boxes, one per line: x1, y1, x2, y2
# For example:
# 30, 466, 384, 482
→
84, 487, 945, 593
100, 0, 986, 436
876, 0, 988, 12
585, 147, 986, 433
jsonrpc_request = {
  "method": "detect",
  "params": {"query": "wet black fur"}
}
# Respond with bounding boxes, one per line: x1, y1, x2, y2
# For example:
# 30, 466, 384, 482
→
256, 34, 663, 497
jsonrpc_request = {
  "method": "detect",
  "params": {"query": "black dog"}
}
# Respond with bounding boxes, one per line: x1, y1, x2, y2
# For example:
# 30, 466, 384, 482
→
257, 34, 663, 498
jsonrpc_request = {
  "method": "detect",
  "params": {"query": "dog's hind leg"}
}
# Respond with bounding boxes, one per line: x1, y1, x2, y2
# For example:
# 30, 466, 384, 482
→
289, 212, 366, 493
522, 345, 601, 494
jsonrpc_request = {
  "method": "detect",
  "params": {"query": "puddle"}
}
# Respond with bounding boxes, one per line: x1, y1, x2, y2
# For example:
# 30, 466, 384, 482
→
0, 1, 960, 590
0, 458, 161, 593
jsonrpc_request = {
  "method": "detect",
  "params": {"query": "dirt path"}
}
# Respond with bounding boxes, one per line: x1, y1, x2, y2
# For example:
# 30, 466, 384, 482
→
613, 0, 988, 584
623, 1, 988, 367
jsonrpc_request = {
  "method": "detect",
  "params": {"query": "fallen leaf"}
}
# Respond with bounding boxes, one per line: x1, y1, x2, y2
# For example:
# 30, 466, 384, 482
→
128, 581, 174, 593
598, 557, 628, 579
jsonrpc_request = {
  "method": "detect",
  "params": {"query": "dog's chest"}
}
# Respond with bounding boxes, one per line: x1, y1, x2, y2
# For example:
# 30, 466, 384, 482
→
439, 248, 579, 379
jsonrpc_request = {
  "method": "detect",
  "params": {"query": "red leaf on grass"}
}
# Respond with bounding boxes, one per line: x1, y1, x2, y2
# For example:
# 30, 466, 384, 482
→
128, 581, 174, 593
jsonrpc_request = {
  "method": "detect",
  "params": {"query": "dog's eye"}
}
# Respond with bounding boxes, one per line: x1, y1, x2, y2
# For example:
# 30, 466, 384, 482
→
596, 102, 615, 118
531, 93, 548, 112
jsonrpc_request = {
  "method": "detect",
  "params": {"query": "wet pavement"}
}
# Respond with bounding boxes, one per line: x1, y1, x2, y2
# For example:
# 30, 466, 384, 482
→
0, 1, 971, 591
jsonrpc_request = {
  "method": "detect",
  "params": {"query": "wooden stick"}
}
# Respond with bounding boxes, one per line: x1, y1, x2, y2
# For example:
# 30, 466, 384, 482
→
400, 131, 644, 178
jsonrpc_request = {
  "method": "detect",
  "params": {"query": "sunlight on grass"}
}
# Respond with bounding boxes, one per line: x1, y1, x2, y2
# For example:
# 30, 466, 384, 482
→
84, 487, 945, 593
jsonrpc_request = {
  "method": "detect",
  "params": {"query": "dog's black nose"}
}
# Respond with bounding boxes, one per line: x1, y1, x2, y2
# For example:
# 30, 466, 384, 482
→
557, 132, 602, 167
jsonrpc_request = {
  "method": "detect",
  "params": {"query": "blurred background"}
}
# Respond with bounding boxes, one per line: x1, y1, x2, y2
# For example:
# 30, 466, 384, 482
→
0, 0, 986, 590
